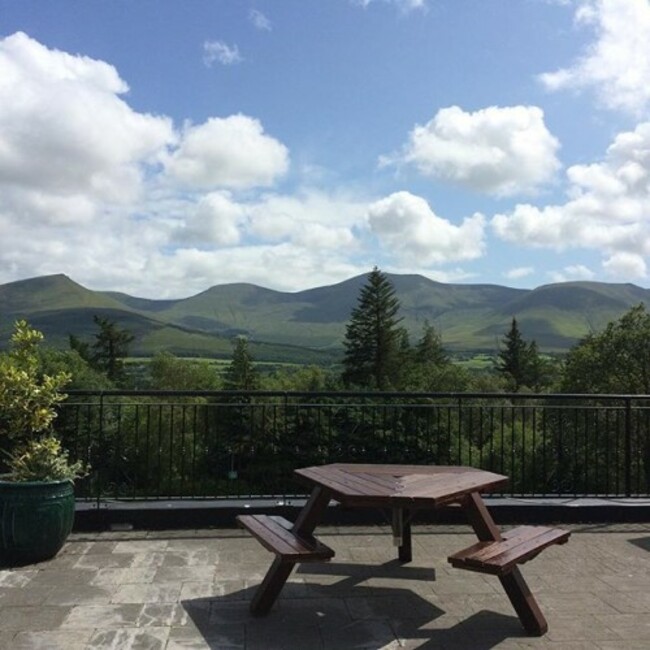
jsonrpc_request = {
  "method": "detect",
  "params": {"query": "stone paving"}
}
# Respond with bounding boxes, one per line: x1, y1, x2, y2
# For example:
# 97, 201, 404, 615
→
0, 522, 648, 649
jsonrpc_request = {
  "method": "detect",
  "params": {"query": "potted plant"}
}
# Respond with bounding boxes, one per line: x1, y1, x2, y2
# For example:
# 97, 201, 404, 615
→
0, 320, 86, 566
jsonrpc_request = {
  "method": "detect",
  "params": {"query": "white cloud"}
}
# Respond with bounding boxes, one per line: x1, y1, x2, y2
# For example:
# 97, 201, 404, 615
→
246, 190, 365, 246
504, 267, 534, 280
353, 0, 428, 12
0, 206, 173, 291
0, 32, 174, 226
202, 40, 242, 66
539, 0, 650, 116
386, 105, 560, 196
492, 121, 650, 281
165, 115, 289, 190
0, 33, 309, 296
176, 192, 246, 246
293, 223, 356, 250
368, 191, 486, 265
603, 252, 647, 278
249, 9, 272, 31
145, 244, 366, 296
165, 188, 365, 257
548, 264, 595, 282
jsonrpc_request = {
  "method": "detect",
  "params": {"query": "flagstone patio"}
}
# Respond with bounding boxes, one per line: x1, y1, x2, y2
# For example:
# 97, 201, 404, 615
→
0, 522, 648, 649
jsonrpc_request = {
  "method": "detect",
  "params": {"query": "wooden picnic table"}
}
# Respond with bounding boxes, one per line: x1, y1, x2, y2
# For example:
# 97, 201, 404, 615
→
238, 463, 570, 636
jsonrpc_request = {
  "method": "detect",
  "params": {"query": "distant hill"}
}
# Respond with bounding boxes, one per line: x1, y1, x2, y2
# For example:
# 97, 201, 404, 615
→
1, 273, 649, 360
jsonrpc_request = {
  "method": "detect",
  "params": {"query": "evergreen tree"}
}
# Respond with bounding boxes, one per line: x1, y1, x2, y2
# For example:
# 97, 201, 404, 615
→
224, 336, 260, 390
69, 334, 91, 364
415, 321, 449, 366
496, 317, 540, 391
90, 316, 134, 384
342, 267, 403, 390
404, 321, 468, 391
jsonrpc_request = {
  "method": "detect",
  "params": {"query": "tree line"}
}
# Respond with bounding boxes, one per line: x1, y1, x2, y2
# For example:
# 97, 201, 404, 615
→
30, 266, 650, 397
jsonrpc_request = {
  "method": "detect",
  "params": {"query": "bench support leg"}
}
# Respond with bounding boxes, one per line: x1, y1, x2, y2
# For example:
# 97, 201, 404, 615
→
499, 568, 548, 636
248, 486, 332, 616
250, 556, 294, 616
462, 492, 548, 636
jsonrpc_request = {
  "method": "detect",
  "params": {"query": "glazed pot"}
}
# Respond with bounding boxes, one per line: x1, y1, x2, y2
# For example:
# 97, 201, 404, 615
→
0, 478, 74, 566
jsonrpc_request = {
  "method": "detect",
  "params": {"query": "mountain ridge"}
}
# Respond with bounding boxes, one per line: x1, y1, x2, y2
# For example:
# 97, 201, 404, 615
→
1, 273, 648, 359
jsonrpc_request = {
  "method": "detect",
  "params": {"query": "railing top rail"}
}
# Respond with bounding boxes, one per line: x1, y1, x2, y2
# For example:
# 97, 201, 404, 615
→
64, 389, 650, 401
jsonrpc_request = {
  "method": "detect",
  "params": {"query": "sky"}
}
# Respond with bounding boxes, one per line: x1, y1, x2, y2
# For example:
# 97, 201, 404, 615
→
1, 0, 650, 298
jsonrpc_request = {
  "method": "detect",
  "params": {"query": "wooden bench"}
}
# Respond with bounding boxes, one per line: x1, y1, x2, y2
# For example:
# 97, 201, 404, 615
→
448, 525, 570, 576
237, 514, 334, 563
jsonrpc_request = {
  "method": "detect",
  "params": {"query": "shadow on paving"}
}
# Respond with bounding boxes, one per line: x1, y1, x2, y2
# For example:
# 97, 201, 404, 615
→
629, 535, 650, 552
295, 558, 437, 581
399, 611, 526, 649
182, 559, 527, 649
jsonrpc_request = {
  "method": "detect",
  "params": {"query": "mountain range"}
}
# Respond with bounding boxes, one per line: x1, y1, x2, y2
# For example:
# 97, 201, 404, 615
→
1, 273, 648, 361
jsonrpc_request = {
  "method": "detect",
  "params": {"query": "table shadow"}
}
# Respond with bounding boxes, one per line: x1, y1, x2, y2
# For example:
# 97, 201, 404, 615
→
181, 560, 525, 649
629, 535, 650, 552
296, 558, 437, 581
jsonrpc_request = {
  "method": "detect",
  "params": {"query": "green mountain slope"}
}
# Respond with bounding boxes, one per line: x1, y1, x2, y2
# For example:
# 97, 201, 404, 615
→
0, 274, 128, 317
2, 273, 649, 358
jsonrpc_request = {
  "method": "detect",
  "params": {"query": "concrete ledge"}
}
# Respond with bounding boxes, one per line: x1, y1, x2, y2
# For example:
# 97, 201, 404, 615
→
73, 496, 650, 531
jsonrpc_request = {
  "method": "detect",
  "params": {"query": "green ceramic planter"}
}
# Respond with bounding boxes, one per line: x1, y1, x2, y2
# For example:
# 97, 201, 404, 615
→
0, 479, 75, 566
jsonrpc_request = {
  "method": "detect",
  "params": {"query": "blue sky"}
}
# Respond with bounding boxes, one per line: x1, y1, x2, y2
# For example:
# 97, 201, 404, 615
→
1, 0, 649, 298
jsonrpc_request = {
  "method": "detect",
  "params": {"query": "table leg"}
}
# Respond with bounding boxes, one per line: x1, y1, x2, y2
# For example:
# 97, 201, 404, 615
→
249, 486, 332, 616
462, 492, 548, 636
392, 508, 412, 563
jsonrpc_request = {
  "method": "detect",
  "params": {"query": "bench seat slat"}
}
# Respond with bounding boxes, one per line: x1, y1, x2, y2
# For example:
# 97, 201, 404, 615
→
237, 514, 334, 562
448, 525, 570, 576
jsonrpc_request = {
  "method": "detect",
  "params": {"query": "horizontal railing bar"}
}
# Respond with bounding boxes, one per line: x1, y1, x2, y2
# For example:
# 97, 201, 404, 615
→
66, 389, 650, 402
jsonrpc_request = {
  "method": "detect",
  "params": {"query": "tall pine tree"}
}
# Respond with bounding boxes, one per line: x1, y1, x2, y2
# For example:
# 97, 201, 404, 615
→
416, 321, 449, 367
496, 317, 541, 391
224, 336, 260, 390
90, 316, 134, 385
342, 267, 403, 390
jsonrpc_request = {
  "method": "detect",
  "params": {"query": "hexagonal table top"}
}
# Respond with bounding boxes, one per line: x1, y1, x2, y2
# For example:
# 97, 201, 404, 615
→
295, 463, 509, 507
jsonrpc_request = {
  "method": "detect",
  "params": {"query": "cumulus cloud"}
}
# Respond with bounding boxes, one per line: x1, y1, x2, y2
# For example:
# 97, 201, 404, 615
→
161, 188, 363, 255
368, 191, 486, 265
165, 115, 289, 190
202, 40, 243, 66
246, 190, 365, 247
122, 189, 365, 294
176, 192, 246, 246
492, 121, 650, 280
385, 106, 560, 196
539, 0, 650, 116
602, 252, 647, 279
0, 32, 174, 226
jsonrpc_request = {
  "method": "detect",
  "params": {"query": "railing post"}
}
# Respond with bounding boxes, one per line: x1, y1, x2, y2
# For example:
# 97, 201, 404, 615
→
96, 392, 104, 509
283, 392, 289, 499
457, 395, 463, 465
624, 397, 632, 497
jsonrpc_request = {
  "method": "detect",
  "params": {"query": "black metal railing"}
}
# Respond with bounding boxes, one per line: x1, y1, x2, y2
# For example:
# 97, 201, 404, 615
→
56, 390, 650, 503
